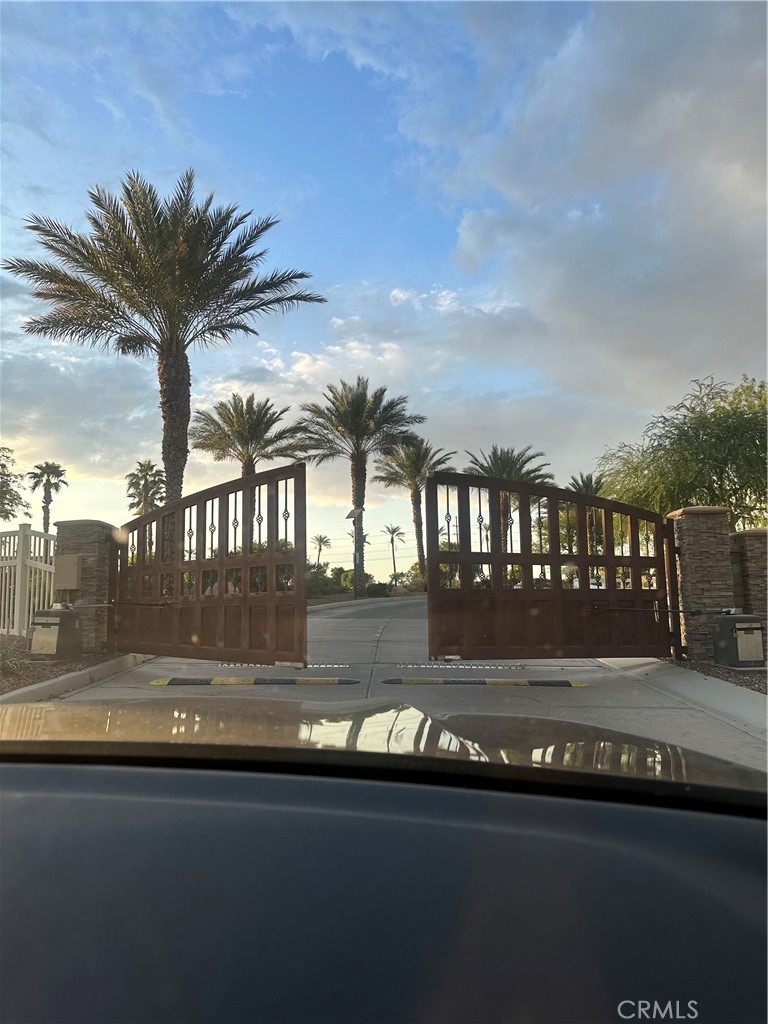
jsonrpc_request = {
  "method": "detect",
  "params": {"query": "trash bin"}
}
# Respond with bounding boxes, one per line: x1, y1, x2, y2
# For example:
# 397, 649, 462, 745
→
713, 614, 764, 668
30, 608, 82, 659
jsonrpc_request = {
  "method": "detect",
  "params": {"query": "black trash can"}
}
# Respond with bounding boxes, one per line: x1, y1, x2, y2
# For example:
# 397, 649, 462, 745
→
30, 608, 82, 659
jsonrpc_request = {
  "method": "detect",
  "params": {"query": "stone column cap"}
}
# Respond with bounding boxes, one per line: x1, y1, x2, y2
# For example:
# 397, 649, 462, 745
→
730, 527, 768, 537
667, 506, 729, 518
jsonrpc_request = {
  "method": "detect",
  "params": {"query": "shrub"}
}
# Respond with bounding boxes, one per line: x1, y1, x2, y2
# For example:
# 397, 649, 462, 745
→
366, 582, 392, 598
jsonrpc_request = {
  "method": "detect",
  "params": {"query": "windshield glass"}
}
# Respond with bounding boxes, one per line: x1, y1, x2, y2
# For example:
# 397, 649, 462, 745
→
1, 1, 765, 792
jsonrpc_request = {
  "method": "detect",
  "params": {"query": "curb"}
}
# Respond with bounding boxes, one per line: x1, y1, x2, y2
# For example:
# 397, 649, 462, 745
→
0, 654, 157, 705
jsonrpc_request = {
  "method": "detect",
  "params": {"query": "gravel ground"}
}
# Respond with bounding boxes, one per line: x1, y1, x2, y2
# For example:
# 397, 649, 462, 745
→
662, 657, 767, 695
0, 637, 116, 696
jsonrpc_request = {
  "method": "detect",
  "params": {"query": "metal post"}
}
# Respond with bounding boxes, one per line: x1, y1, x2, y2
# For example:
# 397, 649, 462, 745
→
14, 523, 31, 636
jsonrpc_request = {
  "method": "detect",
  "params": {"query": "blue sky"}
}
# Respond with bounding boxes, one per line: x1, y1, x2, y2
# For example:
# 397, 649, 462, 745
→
1, 1, 765, 579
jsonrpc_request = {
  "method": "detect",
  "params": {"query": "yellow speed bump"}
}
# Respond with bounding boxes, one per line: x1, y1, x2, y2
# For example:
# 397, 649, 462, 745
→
150, 676, 357, 686
382, 678, 590, 687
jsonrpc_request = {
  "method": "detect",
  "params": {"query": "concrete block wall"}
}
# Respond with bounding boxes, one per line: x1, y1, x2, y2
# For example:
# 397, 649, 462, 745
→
54, 520, 119, 654
667, 507, 735, 661
730, 529, 767, 660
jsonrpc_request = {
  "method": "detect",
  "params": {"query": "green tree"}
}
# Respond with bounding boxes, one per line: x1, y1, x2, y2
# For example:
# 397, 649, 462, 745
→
312, 534, 332, 568
598, 377, 767, 528
3, 169, 324, 501
125, 460, 166, 517
402, 562, 427, 592
372, 438, 456, 579
329, 566, 351, 591
567, 472, 605, 496
190, 393, 299, 477
305, 560, 341, 599
382, 524, 406, 579
296, 376, 424, 598
0, 448, 31, 522
27, 462, 67, 533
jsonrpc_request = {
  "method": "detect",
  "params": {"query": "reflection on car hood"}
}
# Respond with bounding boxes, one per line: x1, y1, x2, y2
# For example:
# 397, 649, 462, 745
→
1, 697, 764, 790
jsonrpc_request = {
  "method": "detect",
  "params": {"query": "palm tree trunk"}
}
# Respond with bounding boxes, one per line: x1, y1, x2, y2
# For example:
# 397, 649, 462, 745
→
391, 539, 397, 578
42, 495, 51, 534
158, 348, 191, 503
351, 456, 367, 599
411, 485, 425, 578
242, 455, 256, 477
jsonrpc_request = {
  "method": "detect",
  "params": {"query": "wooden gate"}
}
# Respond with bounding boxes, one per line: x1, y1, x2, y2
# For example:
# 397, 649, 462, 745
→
426, 472, 677, 660
115, 464, 306, 666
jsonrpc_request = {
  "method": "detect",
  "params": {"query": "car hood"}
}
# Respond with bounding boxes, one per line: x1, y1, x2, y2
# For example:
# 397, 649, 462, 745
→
0, 697, 764, 791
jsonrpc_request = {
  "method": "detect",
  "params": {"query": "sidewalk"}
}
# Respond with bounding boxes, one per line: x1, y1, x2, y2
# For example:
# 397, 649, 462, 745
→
600, 658, 767, 742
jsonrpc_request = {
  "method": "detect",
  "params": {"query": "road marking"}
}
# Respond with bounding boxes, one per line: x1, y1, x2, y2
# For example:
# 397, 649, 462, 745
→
150, 677, 360, 686
381, 678, 590, 687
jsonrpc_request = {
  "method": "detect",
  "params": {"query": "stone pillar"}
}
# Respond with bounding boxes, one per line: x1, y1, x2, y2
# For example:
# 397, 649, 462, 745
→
54, 520, 119, 654
730, 529, 767, 660
667, 507, 734, 661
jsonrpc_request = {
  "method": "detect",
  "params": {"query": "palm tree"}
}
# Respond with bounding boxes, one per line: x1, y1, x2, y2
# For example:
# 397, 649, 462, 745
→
464, 444, 555, 485
3, 169, 325, 501
296, 376, 424, 598
464, 445, 554, 556
190, 393, 299, 477
125, 460, 166, 517
373, 438, 456, 578
27, 462, 67, 533
347, 530, 371, 546
382, 524, 406, 579
568, 472, 606, 496
312, 534, 332, 568
567, 472, 606, 558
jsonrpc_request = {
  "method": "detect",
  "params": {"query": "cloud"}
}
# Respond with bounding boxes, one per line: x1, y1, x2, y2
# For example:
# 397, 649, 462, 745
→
390, 288, 421, 308
1, 1, 763, 541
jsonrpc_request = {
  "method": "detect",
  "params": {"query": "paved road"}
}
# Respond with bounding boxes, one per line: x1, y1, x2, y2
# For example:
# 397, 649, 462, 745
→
53, 595, 766, 769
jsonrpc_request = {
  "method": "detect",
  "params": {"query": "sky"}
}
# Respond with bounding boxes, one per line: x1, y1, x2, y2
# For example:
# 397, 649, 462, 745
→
1, 0, 765, 580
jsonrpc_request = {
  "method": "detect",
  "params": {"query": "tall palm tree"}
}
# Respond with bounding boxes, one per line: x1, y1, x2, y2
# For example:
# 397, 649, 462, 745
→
312, 534, 332, 568
190, 393, 298, 476
382, 524, 406, 579
27, 462, 67, 533
125, 460, 166, 517
296, 376, 424, 598
3, 169, 325, 501
373, 438, 456, 578
464, 445, 554, 556
568, 472, 606, 496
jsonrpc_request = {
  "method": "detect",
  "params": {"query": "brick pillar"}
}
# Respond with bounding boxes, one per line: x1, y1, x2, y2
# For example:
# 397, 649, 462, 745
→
54, 520, 119, 654
667, 507, 734, 661
730, 529, 767, 660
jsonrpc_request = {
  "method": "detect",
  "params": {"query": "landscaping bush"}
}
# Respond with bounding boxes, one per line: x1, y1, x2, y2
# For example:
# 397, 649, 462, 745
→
365, 582, 392, 598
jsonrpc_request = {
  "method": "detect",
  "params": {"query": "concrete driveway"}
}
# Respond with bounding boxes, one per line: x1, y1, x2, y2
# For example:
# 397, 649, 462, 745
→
14, 595, 768, 770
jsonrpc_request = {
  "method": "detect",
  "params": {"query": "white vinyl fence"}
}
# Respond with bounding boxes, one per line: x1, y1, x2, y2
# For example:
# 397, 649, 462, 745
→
0, 523, 56, 637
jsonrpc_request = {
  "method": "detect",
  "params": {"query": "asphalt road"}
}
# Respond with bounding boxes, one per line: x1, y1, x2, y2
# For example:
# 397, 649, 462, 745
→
50, 595, 767, 770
